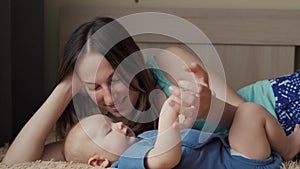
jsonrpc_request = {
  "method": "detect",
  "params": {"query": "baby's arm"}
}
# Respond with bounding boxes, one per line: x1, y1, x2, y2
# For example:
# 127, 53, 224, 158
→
155, 47, 243, 129
145, 97, 182, 169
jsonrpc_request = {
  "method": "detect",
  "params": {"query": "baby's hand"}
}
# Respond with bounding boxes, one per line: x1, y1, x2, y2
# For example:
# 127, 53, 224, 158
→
169, 82, 199, 129
159, 97, 182, 132
184, 62, 212, 119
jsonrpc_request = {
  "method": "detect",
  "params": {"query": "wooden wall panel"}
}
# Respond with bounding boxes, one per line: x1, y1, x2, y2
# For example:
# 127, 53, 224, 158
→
59, 7, 300, 46
215, 45, 294, 89
138, 43, 294, 90
58, 6, 298, 90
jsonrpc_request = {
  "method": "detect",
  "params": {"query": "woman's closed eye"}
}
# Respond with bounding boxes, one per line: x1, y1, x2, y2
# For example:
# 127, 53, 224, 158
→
111, 75, 121, 84
111, 78, 120, 83
87, 84, 101, 91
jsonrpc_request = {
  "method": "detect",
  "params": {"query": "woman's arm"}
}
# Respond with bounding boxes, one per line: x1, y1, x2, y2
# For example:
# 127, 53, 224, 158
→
2, 75, 73, 164
41, 141, 65, 161
155, 47, 245, 129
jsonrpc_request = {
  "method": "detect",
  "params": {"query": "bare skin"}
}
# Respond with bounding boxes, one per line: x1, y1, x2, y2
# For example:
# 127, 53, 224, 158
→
228, 102, 300, 161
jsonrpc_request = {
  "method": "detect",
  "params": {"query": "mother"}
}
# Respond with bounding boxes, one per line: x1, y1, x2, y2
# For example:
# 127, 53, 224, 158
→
3, 17, 242, 164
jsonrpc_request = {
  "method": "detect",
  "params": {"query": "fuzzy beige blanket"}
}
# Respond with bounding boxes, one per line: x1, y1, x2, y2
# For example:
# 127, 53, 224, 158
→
0, 143, 300, 169
0, 143, 97, 169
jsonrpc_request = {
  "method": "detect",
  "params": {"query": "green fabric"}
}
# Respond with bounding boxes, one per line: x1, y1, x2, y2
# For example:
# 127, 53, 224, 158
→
193, 119, 229, 134
146, 55, 173, 96
237, 80, 277, 119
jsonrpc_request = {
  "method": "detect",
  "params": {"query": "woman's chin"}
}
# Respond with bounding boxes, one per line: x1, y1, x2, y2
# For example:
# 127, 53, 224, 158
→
110, 110, 133, 121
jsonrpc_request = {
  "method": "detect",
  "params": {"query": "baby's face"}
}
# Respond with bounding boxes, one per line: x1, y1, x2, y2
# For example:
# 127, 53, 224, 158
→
81, 114, 137, 157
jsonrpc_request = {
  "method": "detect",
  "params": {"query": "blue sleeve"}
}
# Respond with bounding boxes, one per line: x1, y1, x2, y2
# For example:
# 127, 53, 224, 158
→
114, 139, 154, 169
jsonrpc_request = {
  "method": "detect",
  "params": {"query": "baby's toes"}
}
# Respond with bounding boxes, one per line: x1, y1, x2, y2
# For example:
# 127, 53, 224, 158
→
294, 124, 300, 132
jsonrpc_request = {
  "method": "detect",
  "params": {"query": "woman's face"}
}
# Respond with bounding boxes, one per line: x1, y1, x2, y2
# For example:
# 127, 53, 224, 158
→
76, 52, 140, 120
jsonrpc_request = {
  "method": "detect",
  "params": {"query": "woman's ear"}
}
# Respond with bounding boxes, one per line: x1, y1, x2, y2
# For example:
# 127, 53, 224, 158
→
88, 155, 111, 168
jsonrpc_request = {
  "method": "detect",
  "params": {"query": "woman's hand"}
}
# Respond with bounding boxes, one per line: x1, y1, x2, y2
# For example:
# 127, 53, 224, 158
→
169, 62, 213, 121
61, 72, 85, 96
184, 62, 213, 118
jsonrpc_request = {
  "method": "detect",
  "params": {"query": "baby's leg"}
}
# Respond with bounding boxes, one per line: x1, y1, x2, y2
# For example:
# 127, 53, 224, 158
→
228, 102, 300, 161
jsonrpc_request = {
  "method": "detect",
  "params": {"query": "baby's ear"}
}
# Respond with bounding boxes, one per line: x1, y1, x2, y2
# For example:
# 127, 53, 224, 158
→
88, 155, 111, 168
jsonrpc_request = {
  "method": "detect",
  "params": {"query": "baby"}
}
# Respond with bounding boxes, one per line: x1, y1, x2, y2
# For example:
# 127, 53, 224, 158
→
64, 96, 186, 168
64, 96, 300, 169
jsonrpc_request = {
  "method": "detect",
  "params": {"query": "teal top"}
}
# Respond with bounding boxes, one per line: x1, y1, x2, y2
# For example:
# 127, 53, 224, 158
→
146, 56, 173, 96
147, 55, 229, 134
237, 80, 277, 119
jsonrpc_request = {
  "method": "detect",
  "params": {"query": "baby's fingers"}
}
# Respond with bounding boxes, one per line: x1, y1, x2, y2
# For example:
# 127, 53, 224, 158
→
180, 105, 198, 126
169, 85, 199, 107
178, 80, 199, 107
178, 80, 198, 93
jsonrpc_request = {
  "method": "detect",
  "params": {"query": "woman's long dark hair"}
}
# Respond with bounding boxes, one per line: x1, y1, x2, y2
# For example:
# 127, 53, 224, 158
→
55, 17, 160, 138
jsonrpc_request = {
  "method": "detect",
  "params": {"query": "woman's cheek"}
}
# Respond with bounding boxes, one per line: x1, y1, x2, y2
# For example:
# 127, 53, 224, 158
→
87, 90, 103, 105
96, 93, 105, 105
111, 82, 128, 95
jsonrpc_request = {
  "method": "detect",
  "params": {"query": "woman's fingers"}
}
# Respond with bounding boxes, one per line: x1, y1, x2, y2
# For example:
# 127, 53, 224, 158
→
168, 62, 213, 125
184, 62, 209, 87
169, 85, 199, 108
72, 72, 86, 95
178, 80, 198, 93
168, 85, 199, 129
184, 63, 214, 117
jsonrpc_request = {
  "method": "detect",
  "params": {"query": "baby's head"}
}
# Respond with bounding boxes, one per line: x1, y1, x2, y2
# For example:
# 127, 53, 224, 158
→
64, 114, 137, 167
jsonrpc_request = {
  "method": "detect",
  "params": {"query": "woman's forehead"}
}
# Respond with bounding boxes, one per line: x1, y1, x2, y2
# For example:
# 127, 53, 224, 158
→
76, 53, 114, 82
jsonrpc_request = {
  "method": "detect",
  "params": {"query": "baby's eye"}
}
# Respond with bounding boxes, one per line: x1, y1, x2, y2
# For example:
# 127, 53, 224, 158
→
106, 128, 112, 135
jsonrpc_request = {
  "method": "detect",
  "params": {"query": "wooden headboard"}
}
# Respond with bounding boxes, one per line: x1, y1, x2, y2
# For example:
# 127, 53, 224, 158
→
59, 6, 300, 89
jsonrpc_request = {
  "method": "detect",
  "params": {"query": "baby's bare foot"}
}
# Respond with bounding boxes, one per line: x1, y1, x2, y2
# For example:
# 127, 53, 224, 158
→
294, 124, 300, 132
285, 124, 300, 161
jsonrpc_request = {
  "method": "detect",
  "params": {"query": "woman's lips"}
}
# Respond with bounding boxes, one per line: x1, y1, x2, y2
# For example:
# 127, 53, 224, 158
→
110, 105, 118, 112
111, 97, 126, 112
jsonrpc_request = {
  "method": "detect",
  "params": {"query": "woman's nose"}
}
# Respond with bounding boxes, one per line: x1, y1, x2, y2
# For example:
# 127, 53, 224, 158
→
103, 87, 114, 106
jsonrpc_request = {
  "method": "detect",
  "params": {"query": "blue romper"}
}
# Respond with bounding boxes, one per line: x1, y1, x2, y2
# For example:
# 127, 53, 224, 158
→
111, 129, 282, 169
